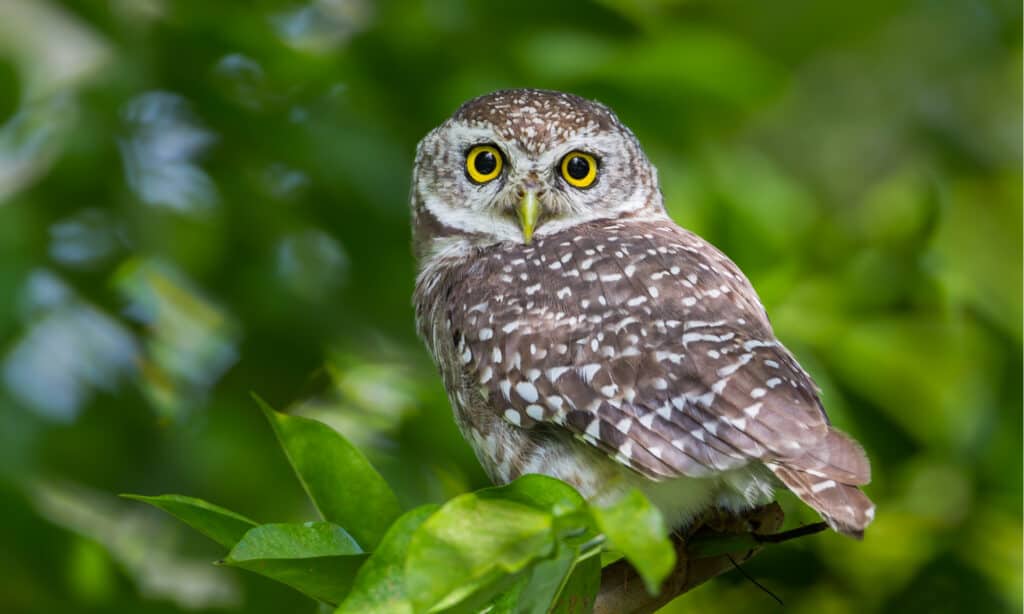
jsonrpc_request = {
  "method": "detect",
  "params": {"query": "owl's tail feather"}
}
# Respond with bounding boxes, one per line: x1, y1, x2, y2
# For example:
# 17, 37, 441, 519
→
767, 427, 875, 538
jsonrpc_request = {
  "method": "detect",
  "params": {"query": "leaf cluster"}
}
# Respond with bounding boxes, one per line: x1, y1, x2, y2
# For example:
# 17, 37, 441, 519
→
126, 398, 675, 613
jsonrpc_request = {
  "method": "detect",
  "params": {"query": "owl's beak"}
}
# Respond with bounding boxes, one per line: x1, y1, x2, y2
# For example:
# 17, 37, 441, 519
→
517, 190, 539, 244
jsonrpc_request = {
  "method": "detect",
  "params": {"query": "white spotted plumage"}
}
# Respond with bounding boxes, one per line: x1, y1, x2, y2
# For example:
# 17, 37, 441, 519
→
413, 89, 875, 537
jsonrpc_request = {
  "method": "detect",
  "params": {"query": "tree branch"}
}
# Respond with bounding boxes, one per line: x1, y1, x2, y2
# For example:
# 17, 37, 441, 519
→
593, 503, 799, 614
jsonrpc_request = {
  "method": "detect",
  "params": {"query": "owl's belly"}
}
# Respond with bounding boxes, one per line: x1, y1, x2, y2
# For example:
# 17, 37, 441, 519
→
462, 413, 776, 531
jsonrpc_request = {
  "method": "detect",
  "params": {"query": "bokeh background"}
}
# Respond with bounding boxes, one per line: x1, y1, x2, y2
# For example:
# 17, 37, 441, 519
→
0, 1, 1019, 612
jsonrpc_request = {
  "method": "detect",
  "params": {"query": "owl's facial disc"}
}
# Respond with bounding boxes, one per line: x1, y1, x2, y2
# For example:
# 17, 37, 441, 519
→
411, 89, 665, 256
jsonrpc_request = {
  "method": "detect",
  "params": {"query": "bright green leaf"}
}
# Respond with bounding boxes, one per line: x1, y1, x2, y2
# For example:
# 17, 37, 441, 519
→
591, 490, 675, 595
405, 493, 556, 612
478, 474, 586, 518
121, 493, 257, 549
256, 395, 401, 550
335, 505, 438, 614
223, 522, 366, 605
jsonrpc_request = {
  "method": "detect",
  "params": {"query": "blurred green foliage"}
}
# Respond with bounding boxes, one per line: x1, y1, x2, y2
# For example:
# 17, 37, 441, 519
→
0, 0, 1019, 612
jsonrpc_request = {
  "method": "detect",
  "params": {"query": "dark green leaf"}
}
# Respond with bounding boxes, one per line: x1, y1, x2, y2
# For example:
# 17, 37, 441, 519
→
549, 554, 601, 614
121, 493, 257, 549
335, 505, 438, 614
405, 492, 556, 612
223, 522, 366, 605
485, 544, 601, 614
591, 490, 675, 595
510, 546, 577, 614
256, 396, 401, 550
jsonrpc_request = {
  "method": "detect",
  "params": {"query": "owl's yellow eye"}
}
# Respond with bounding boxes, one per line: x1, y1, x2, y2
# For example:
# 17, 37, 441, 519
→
465, 145, 503, 184
560, 151, 598, 188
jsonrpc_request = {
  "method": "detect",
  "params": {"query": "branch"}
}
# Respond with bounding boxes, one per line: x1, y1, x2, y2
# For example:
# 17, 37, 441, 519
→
593, 503, 823, 614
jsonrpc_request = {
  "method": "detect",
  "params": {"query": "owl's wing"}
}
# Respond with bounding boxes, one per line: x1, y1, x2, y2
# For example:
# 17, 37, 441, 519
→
453, 221, 872, 535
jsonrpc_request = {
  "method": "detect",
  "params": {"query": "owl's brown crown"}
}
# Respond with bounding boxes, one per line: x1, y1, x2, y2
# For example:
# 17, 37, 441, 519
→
453, 89, 620, 152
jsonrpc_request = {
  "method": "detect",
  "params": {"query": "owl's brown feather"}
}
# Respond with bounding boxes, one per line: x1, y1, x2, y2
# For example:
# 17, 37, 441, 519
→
426, 218, 873, 535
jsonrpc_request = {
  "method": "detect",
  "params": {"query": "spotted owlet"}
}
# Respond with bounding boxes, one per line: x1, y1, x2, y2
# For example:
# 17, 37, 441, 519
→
411, 89, 874, 537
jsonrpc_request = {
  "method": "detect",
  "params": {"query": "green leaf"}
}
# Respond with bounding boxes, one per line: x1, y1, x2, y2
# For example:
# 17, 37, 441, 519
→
405, 492, 556, 612
223, 522, 367, 605
256, 395, 401, 550
478, 475, 598, 549
486, 544, 601, 614
478, 474, 586, 517
121, 494, 257, 549
511, 546, 578, 614
335, 505, 438, 614
591, 490, 675, 595
549, 554, 601, 614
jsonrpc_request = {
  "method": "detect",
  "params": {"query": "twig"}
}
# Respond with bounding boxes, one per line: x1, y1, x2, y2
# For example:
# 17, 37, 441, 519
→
726, 554, 783, 606
753, 521, 828, 543
593, 502, 819, 614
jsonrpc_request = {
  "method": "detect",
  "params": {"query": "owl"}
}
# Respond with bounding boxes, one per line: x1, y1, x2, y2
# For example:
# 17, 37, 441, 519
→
411, 89, 874, 537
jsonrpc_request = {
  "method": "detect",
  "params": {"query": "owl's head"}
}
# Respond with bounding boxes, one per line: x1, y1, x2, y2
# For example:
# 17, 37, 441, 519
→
411, 89, 664, 259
